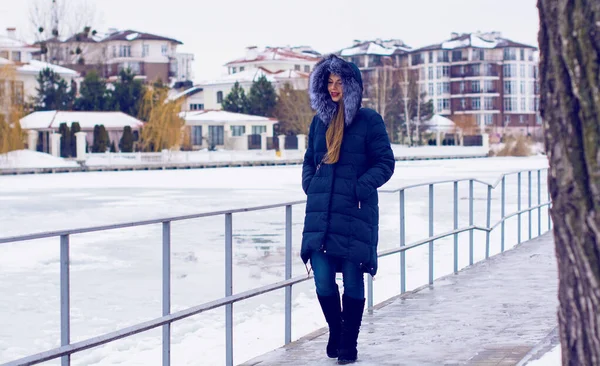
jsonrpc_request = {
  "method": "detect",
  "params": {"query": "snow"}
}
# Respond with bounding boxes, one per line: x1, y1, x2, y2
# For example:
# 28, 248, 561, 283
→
181, 110, 277, 123
0, 156, 550, 365
340, 42, 396, 56
524, 345, 561, 365
0, 150, 78, 169
424, 114, 456, 132
199, 68, 276, 86
20, 111, 144, 130
441, 34, 500, 50
17, 60, 79, 76
125, 32, 140, 41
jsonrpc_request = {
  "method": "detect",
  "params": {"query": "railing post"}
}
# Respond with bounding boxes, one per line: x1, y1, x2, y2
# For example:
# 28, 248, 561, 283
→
537, 169, 542, 236
528, 170, 532, 240
469, 179, 474, 265
60, 234, 70, 366
501, 176, 506, 252
518, 172, 522, 244
485, 185, 491, 259
367, 274, 374, 313
225, 213, 233, 366
400, 190, 406, 294
162, 221, 171, 366
284, 205, 292, 344
428, 184, 434, 285
453, 181, 458, 274
548, 175, 552, 231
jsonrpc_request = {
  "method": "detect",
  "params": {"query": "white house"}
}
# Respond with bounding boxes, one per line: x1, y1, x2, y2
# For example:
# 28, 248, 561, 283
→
181, 110, 278, 150
0, 28, 79, 115
20, 110, 144, 153
174, 46, 321, 112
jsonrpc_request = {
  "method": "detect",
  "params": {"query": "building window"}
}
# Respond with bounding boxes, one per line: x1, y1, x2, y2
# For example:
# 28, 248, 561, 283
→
442, 66, 450, 77
471, 81, 481, 93
208, 125, 224, 145
504, 115, 511, 125
240, 66, 245, 72
471, 97, 481, 110
428, 83, 434, 96
484, 114, 494, 125
304, 65, 310, 72
529, 98, 535, 112
452, 50, 463, 62
520, 48, 525, 61
520, 64, 526, 78
437, 50, 449, 62
520, 81, 526, 94
460, 81, 465, 93
437, 83, 442, 95
484, 97, 494, 110
504, 97, 517, 111
192, 126, 203, 145
460, 98, 466, 110
118, 45, 131, 57
484, 80, 495, 93
294, 65, 301, 71
112, 46, 117, 58
252, 125, 267, 134
190, 104, 204, 111
0, 50, 8, 59
428, 67, 434, 79
535, 97, 540, 111
161, 45, 168, 55
520, 98, 526, 111
232, 67, 237, 74
504, 81, 517, 95
519, 115, 526, 124
11, 51, 21, 62
537, 115, 542, 125
503, 48, 517, 61
217, 91, 223, 104
459, 65, 465, 75
10, 81, 24, 105
503, 64, 516, 78
442, 82, 450, 94
142, 45, 149, 57
470, 64, 481, 76
231, 126, 246, 136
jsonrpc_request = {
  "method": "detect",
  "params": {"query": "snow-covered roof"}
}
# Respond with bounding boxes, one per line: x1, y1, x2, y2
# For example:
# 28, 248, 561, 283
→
168, 86, 203, 101
425, 114, 456, 132
102, 29, 183, 45
198, 67, 307, 87
413, 32, 537, 52
0, 35, 36, 49
225, 46, 320, 66
20, 111, 144, 130
340, 40, 411, 57
17, 60, 79, 76
181, 110, 277, 124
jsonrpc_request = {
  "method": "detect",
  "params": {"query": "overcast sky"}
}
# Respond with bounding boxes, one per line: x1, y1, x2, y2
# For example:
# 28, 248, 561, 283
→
0, 0, 541, 81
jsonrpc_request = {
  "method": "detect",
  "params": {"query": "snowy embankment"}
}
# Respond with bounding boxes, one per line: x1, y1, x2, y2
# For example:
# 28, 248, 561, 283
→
1, 145, 489, 171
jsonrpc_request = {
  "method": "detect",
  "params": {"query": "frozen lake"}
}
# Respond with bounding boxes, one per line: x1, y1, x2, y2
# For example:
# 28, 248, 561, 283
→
0, 156, 550, 365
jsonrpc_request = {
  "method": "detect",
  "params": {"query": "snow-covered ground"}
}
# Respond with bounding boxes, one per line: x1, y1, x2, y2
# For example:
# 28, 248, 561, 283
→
525, 344, 561, 366
0, 155, 551, 365
1, 145, 489, 170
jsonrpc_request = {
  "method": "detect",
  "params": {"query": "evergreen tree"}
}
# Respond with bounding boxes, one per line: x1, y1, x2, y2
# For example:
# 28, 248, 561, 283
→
58, 122, 71, 157
247, 75, 277, 117
119, 126, 134, 152
221, 81, 249, 114
75, 70, 110, 111
92, 124, 109, 152
110, 141, 117, 152
34, 68, 75, 111
70, 122, 81, 157
110, 69, 145, 117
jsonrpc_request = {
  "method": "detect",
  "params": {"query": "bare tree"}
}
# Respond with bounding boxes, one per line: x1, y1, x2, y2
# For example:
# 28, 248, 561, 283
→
29, 0, 99, 63
537, 0, 600, 364
273, 83, 313, 135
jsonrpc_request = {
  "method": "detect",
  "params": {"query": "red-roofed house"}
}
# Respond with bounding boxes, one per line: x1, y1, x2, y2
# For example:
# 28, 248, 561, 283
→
173, 46, 321, 112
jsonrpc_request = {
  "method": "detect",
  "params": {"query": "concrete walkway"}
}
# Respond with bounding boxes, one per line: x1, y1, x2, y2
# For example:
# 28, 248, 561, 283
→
241, 233, 559, 366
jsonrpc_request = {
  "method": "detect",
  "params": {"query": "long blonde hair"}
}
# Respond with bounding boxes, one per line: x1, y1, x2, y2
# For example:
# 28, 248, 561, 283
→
324, 101, 344, 164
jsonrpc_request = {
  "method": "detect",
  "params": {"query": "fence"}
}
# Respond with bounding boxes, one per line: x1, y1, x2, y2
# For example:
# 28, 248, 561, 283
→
0, 168, 551, 366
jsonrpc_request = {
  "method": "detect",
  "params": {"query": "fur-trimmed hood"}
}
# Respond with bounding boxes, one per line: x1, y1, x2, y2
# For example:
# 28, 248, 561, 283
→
309, 54, 363, 126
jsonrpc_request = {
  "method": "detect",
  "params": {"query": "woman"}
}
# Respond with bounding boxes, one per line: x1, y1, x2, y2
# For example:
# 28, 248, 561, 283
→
300, 54, 395, 364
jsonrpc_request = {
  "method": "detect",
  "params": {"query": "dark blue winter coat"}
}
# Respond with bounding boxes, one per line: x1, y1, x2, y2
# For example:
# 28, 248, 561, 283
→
300, 55, 395, 276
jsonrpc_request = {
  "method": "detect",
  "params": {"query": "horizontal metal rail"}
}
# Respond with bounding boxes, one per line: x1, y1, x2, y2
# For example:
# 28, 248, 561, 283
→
0, 167, 551, 366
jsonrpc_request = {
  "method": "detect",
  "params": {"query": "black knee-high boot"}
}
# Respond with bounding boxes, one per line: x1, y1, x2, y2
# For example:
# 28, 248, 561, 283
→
337, 294, 365, 364
317, 289, 342, 358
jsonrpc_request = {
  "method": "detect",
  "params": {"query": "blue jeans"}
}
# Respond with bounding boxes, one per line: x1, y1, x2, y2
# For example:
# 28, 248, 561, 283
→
310, 250, 365, 300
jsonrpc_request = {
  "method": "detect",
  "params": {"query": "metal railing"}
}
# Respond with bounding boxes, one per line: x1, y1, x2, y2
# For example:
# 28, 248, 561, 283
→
0, 168, 551, 366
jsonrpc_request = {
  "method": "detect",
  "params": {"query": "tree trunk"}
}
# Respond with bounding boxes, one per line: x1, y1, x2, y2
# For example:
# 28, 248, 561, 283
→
538, 1, 600, 365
